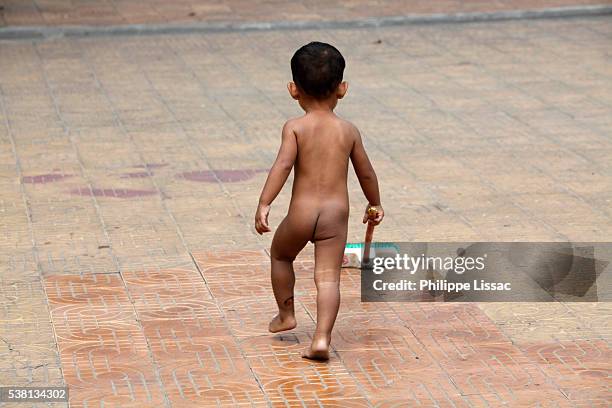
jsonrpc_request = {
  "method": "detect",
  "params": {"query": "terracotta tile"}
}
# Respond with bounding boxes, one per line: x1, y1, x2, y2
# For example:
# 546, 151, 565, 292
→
372, 397, 475, 408
219, 296, 314, 337
133, 299, 223, 321
53, 319, 147, 347
206, 277, 273, 298
248, 349, 351, 378
198, 263, 270, 283
459, 389, 574, 407
363, 370, 466, 406
332, 324, 418, 352
140, 314, 233, 338
520, 340, 611, 403
257, 367, 364, 403
122, 267, 213, 302
49, 304, 139, 341
68, 385, 166, 408
238, 332, 313, 358
158, 362, 267, 407
44, 274, 131, 306
271, 398, 370, 407
146, 329, 244, 362
192, 250, 269, 269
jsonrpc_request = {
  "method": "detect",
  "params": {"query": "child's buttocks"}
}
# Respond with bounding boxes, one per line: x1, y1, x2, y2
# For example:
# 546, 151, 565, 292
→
287, 197, 348, 243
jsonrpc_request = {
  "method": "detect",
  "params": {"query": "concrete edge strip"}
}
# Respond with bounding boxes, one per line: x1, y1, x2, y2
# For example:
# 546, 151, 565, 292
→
1, 4, 611, 39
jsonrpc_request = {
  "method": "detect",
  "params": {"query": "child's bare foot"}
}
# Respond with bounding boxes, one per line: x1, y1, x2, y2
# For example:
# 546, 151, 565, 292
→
301, 338, 330, 361
268, 314, 297, 333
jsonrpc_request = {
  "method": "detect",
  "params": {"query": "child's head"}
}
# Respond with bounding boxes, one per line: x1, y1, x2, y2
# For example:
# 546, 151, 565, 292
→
289, 42, 347, 105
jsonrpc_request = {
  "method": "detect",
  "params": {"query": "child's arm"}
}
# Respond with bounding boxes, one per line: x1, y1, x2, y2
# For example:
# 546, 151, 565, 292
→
350, 128, 384, 225
255, 121, 298, 234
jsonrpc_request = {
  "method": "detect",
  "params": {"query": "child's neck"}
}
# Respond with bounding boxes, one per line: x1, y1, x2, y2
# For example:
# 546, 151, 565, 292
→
300, 95, 338, 113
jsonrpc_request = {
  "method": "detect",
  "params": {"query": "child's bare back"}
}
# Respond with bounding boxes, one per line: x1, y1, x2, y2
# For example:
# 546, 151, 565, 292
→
285, 112, 354, 242
255, 42, 383, 361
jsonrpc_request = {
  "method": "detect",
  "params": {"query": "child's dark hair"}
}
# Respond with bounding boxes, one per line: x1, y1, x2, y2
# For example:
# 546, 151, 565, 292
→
291, 42, 345, 99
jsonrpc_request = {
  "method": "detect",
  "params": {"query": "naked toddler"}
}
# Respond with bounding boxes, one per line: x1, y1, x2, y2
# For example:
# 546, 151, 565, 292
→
255, 42, 383, 361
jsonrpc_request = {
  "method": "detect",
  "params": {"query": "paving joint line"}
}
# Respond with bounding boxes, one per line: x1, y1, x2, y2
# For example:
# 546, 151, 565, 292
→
187, 251, 215, 299
0, 5, 611, 39
186, 250, 273, 406
116, 271, 173, 408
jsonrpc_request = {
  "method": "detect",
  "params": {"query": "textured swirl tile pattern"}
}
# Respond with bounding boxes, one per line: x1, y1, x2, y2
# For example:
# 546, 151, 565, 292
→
34, 251, 610, 406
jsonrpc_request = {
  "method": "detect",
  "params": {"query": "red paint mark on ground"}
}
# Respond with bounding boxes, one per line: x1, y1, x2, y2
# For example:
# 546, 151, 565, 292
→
69, 188, 157, 198
22, 173, 73, 184
120, 172, 151, 179
180, 169, 267, 183
180, 170, 216, 182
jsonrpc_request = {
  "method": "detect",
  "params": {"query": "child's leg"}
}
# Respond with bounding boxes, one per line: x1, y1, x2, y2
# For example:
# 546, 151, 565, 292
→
303, 209, 348, 361
268, 215, 310, 333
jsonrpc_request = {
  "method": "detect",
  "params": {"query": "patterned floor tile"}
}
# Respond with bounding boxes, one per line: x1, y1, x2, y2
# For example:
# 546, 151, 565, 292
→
43, 274, 165, 407
270, 398, 371, 407
457, 389, 574, 407
394, 303, 512, 354
219, 296, 315, 337
67, 386, 167, 408
340, 347, 457, 402
520, 340, 611, 404
44, 274, 131, 307
238, 332, 314, 358
198, 263, 271, 283
146, 327, 244, 363
257, 368, 364, 403
206, 277, 274, 299
441, 345, 555, 397
158, 361, 267, 407
122, 267, 213, 302
192, 250, 269, 270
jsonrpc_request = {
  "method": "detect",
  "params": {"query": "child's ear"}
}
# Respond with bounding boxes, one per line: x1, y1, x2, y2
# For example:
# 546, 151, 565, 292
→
287, 82, 300, 100
337, 81, 348, 99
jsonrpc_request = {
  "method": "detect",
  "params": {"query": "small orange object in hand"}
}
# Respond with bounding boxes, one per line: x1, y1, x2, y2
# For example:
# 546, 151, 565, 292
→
362, 205, 383, 265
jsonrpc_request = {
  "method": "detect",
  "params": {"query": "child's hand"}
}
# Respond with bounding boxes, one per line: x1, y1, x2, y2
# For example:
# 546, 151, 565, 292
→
363, 204, 384, 226
255, 204, 271, 234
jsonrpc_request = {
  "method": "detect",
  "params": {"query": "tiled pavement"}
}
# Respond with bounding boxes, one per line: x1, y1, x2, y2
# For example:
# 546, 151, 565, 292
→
1, 13, 611, 408
1, 0, 611, 27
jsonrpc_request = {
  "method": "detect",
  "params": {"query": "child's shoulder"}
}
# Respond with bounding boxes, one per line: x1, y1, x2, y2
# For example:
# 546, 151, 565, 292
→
282, 115, 359, 136
282, 116, 303, 130
332, 116, 361, 142
280, 116, 305, 137
336, 116, 359, 134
